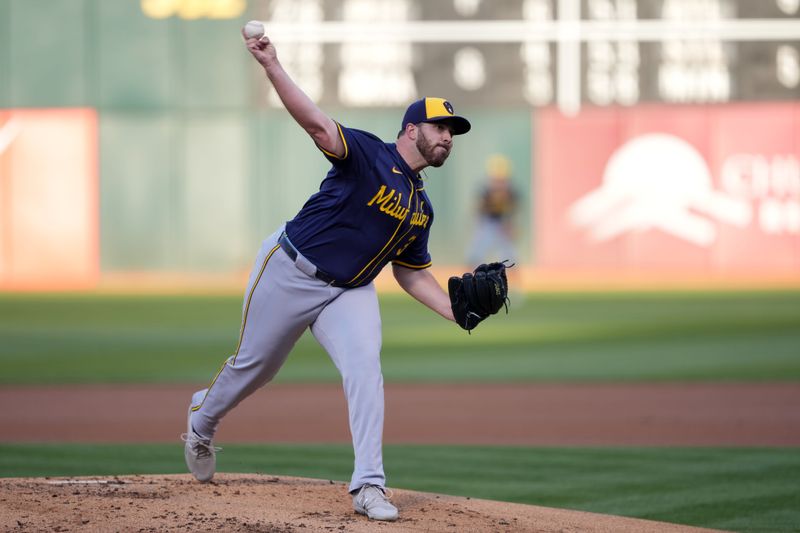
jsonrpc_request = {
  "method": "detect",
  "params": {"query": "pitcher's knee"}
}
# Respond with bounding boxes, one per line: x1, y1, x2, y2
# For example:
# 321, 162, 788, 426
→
341, 356, 383, 384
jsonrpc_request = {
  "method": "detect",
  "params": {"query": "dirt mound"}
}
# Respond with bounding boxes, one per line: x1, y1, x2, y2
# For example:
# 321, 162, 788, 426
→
0, 474, 724, 532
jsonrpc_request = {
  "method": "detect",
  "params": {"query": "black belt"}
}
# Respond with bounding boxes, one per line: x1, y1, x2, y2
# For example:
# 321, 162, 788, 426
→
278, 232, 342, 287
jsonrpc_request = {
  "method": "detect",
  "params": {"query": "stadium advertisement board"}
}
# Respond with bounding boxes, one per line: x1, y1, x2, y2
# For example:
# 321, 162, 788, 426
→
536, 103, 800, 273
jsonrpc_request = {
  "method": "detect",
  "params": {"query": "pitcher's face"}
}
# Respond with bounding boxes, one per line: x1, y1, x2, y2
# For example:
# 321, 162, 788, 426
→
415, 122, 454, 168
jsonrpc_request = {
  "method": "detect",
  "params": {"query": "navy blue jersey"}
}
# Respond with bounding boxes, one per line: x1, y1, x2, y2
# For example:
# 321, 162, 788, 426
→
285, 123, 434, 288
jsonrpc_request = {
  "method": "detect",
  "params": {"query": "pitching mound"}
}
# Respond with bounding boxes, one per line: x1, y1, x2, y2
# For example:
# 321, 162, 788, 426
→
0, 474, 723, 532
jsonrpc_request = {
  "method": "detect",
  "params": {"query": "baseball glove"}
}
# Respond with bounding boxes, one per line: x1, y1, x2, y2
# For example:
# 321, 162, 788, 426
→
448, 261, 511, 332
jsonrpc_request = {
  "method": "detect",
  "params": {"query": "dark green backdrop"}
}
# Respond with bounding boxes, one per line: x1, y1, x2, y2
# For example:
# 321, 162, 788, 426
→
0, 0, 533, 274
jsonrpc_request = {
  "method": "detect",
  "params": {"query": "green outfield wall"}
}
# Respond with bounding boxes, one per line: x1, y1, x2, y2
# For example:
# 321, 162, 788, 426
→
0, 0, 533, 277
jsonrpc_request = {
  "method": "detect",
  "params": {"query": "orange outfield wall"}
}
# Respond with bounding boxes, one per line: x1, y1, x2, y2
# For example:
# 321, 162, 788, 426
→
0, 109, 99, 290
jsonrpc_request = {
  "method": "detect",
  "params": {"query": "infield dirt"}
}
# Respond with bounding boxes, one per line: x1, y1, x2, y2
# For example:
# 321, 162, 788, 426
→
0, 474, 727, 533
2, 382, 799, 445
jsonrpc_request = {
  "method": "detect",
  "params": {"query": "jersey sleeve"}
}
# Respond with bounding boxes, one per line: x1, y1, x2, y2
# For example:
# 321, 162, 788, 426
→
391, 230, 433, 270
316, 123, 377, 178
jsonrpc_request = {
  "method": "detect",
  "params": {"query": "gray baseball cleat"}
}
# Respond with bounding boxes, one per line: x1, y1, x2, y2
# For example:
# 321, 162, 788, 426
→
181, 408, 218, 483
352, 484, 399, 521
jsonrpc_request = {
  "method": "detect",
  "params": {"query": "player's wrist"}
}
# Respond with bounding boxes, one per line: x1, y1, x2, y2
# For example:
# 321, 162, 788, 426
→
262, 58, 283, 77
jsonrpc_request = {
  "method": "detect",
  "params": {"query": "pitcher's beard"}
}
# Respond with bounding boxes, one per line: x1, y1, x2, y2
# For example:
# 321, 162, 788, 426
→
416, 132, 451, 168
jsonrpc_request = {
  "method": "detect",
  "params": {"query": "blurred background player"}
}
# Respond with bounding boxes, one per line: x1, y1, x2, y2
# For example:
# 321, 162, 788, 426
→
467, 154, 520, 267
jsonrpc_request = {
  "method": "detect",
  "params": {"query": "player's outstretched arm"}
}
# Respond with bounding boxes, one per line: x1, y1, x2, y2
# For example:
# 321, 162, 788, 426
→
242, 30, 344, 158
392, 264, 455, 322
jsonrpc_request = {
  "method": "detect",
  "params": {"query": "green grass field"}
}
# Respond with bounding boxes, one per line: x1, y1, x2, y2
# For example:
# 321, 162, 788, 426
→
1, 290, 799, 384
1, 290, 799, 532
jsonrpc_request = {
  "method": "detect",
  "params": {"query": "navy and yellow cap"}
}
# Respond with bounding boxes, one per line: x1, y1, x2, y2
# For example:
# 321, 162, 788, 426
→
400, 97, 471, 136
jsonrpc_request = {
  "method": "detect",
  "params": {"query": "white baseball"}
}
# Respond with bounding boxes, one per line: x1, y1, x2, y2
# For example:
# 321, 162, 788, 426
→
243, 20, 265, 41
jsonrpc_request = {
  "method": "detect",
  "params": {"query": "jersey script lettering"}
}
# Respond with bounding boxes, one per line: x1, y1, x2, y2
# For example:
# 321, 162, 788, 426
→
367, 185, 409, 221
367, 185, 430, 228
410, 201, 429, 228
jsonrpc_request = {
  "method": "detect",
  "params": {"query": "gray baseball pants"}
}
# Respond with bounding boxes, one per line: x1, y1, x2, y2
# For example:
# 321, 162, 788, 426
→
189, 226, 386, 492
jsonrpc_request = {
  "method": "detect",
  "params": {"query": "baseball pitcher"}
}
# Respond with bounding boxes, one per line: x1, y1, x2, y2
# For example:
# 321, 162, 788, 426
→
182, 25, 510, 522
